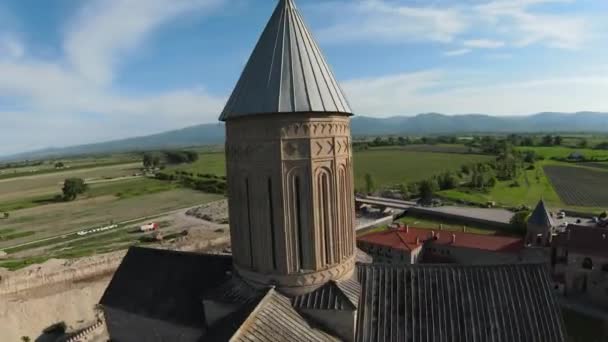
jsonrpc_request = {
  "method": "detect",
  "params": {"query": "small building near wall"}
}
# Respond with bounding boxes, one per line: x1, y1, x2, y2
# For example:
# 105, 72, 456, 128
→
357, 226, 526, 265
552, 224, 608, 307
526, 199, 556, 247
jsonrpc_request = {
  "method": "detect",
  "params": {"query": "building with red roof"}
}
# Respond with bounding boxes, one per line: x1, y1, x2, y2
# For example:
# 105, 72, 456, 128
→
358, 226, 526, 265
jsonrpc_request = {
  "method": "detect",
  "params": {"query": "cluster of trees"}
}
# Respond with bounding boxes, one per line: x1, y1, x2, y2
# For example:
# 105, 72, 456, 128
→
143, 150, 199, 169
62, 178, 88, 201
467, 134, 567, 151
156, 171, 227, 194
0, 160, 44, 170
354, 135, 460, 151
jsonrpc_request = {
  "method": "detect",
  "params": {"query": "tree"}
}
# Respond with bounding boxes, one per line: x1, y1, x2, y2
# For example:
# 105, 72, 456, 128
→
419, 179, 438, 205
579, 139, 588, 148
21, 337, 31, 342
510, 210, 531, 235
3, 212, 8, 219
541, 135, 554, 146
364, 173, 375, 194
62, 178, 87, 201
553, 135, 563, 146
54, 162, 64, 169
437, 172, 458, 190
143, 153, 153, 169
521, 136, 535, 146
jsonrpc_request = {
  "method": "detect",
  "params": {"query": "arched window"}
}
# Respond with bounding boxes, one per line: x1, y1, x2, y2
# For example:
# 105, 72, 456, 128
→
582, 257, 593, 270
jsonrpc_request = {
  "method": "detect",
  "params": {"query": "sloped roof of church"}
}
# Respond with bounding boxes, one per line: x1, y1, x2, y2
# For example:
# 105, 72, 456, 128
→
528, 199, 554, 228
219, 0, 352, 121
207, 288, 340, 341
99, 247, 231, 327
356, 263, 567, 342
292, 278, 360, 311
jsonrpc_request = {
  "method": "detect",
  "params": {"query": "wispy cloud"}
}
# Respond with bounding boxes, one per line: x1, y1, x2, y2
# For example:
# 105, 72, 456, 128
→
313, 0, 594, 50
0, 0, 227, 155
342, 68, 608, 116
444, 48, 471, 56
316, 0, 467, 44
463, 39, 505, 48
0, 33, 23, 59
475, 0, 589, 49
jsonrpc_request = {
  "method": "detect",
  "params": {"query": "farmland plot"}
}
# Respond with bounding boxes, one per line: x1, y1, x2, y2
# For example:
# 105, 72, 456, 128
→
544, 165, 608, 207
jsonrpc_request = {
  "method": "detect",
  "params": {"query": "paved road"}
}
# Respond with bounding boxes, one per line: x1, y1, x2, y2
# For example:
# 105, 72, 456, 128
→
356, 196, 514, 224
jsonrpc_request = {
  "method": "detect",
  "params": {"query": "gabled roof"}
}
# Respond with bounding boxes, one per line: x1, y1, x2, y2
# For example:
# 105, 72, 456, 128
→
356, 263, 567, 342
292, 278, 359, 311
219, 0, 352, 121
528, 200, 554, 228
99, 247, 232, 327
208, 288, 339, 341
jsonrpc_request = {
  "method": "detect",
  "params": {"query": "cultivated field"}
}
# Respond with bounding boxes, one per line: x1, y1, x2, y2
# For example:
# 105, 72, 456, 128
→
544, 165, 608, 207
0, 162, 142, 204
365, 144, 474, 154
163, 149, 493, 190
0, 189, 222, 250
353, 149, 493, 189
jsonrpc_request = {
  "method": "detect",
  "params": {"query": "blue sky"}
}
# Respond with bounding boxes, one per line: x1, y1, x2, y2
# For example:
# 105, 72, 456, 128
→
1, 0, 608, 155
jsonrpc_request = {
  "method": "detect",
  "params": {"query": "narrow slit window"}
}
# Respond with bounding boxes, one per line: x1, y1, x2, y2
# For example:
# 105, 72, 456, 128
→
268, 178, 277, 270
295, 176, 305, 268
245, 178, 254, 268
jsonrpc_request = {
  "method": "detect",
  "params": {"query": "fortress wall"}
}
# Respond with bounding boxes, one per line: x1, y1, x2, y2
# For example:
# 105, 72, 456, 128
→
0, 251, 127, 296
0, 236, 230, 296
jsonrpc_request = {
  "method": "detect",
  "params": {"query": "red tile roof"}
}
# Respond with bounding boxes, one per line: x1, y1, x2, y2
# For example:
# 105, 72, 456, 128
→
358, 227, 524, 254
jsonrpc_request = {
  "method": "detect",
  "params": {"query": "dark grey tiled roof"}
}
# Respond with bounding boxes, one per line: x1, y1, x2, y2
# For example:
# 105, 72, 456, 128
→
230, 289, 339, 341
292, 279, 357, 311
356, 263, 567, 342
219, 0, 352, 121
202, 274, 265, 305
528, 200, 554, 228
99, 247, 231, 327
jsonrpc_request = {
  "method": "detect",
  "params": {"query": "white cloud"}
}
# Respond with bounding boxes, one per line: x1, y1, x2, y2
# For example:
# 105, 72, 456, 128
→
0, 0, 227, 155
444, 48, 471, 56
314, 0, 594, 50
65, 0, 224, 85
463, 39, 505, 48
475, 0, 589, 49
317, 0, 468, 44
342, 69, 608, 116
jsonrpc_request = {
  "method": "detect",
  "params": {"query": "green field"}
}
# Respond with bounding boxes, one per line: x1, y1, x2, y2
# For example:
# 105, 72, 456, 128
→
353, 149, 493, 190
165, 152, 226, 176
439, 160, 607, 212
0, 189, 222, 250
161, 149, 493, 191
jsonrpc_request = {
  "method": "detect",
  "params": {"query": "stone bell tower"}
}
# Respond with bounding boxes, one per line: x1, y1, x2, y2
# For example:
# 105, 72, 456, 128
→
220, 0, 355, 295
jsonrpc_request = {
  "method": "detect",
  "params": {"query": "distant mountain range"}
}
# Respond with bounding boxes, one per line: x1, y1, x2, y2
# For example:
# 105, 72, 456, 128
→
4, 112, 608, 161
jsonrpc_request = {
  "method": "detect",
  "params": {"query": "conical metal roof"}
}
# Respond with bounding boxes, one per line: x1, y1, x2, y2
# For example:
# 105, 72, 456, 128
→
219, 0, 352, 121
528, 199, 554, 228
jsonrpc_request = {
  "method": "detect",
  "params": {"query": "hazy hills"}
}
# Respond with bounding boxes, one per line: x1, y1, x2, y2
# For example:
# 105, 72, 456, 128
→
4, 112, 608, 161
